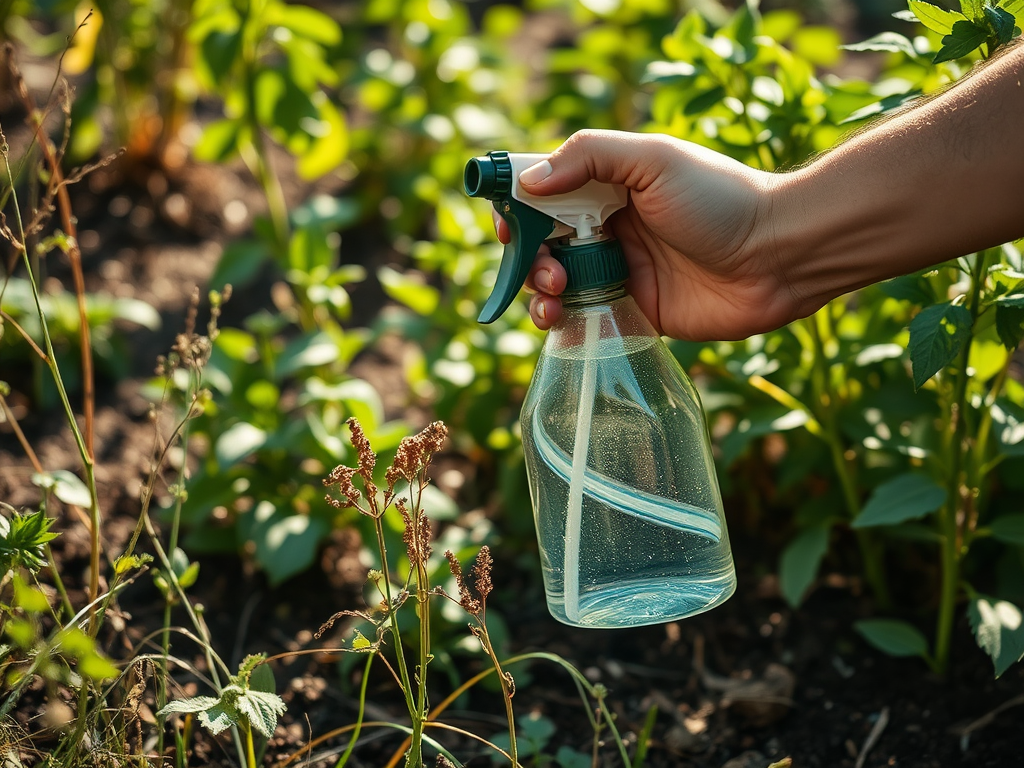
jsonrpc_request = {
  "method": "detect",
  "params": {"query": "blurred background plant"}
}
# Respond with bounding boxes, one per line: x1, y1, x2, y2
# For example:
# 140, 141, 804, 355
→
3, 2, 1024, 763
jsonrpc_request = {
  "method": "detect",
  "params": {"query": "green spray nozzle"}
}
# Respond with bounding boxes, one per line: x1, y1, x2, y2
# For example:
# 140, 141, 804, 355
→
465, 150, 628, 324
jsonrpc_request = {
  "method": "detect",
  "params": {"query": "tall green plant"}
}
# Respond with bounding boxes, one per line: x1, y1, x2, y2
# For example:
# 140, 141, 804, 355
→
643, 0, 1024, 676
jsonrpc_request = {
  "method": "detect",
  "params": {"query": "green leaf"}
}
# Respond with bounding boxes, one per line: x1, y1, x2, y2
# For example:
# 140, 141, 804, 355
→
236, 689, 286, 737
79, 650, 120, 681
200, 29, 242, 82
984, 5, 1017, 44
251, 503, 330, 585
158, 695, 222, 716
854, 619, 931, 659
853, 473, 947, 528
266, 3, 341, 46
842, 32, 919, 57
275, 331, 339, 378
684, 85, 726, 116
990, 514, 1024, 545
351, 629, 371, 650
198, 697, 239, 735
210, 239, 270, 292
840, 90, 922, 124
193, 118, 241, 163
215, 422, 267, 467
290, 195, 361, 230
378, 266, 439, 316
520, 711, 556, 749
961, 0, 983, 22
35, 470, 92, 508
178, 562, 201, 589
779, 524, 831, 607
112, 298, 161, 330
968, 597, 1024, 677
933, 19, 988, 63
793, 26, 843, 66
114, 553, 153, 576
995, 293, 1024, 349
908, 0, 968, 34
908, 302, 973, 389
640, 60, 697, 84
297, 100, 348, 180
555, 745, 591, 768
13, 576, 49, 613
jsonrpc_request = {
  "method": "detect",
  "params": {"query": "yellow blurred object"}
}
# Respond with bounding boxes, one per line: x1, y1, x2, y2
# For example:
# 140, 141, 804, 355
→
63, 4, 103, 76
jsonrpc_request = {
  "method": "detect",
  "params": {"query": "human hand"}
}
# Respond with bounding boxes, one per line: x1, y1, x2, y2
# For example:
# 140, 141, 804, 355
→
495, 130, 797, 341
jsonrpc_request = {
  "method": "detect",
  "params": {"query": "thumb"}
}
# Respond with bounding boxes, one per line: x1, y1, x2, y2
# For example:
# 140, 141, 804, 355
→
517, 129, 670, 196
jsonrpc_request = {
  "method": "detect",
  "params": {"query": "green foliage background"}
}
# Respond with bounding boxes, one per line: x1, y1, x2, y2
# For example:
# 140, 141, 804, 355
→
4, 0, 1024, 679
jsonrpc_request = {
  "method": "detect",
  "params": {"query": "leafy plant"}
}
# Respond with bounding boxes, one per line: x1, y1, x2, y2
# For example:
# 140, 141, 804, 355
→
159, 653, 286, 767
641, 0, 1024, 676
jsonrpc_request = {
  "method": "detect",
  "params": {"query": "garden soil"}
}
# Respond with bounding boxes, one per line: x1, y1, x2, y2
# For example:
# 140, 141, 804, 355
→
2, 136, 1023, 768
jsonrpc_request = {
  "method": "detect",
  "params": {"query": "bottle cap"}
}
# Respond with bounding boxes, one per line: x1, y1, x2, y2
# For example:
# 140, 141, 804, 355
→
465, 150, 628, 323
550, 238, 628, 293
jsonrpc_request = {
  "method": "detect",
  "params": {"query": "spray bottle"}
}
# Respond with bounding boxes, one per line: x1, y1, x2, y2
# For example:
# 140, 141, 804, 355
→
465, 151, 736, 628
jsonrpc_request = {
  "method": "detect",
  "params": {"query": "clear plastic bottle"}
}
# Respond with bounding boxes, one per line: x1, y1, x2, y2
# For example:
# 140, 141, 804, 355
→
464, 149, 735, 628
520, 285, 736, 628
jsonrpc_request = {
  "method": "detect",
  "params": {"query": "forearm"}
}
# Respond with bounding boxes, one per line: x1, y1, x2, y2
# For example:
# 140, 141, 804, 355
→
768, 40, 1024, 314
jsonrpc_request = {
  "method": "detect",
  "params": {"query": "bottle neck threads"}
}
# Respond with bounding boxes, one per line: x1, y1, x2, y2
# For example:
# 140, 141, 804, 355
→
550, 237, 629, 304
562, 283, 627, 308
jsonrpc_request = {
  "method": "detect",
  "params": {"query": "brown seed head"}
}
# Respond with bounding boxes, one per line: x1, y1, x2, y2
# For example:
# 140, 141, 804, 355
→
385, 421, 448, 488
472, 545, 493, 604
445, 550, 480, 615
347, 417, 376, 478
323, 465, 361, 510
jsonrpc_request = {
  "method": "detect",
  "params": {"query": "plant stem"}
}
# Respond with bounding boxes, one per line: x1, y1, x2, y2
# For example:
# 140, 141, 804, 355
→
334, 653, 375, 768
476, 625, 517, 767
1, 138, 103, 628
239, 0, 290, 257
934, 252, 987, 674
371, 515, 418, 761
805, 313, 891, 607
245, 724, 257, 768
410, 483, 429, 767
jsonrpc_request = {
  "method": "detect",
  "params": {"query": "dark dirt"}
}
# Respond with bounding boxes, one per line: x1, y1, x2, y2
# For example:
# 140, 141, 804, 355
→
2, 79, 1023, 768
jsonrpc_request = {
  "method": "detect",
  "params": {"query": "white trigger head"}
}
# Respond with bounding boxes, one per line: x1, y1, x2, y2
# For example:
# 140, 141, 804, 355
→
504, 153, 628, 241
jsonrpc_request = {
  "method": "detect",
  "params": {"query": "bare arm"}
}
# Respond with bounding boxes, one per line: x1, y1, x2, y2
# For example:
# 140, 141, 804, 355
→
768, 39, 1024, 320
517, 41, 1024, 340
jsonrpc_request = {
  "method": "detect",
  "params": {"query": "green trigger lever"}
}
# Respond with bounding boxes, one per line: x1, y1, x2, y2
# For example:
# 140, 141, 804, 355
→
465, 151, 557, 324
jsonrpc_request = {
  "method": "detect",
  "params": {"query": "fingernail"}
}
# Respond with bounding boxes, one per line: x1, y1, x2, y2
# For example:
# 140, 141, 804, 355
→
537, 269, 553, 292
519, 160, 553, 186
536, 300, 547, 321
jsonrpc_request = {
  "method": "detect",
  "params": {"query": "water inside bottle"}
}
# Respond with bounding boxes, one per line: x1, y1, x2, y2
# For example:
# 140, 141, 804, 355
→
524, 335, 736, 628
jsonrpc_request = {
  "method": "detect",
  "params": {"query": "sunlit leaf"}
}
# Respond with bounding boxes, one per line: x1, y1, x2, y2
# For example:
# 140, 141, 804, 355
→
684, 85, 726, 116
266, 3, 341, 46
842, 32, 919, 57
908, 302, 972, 389
253, 510, 329, 586
275, 332, 340, 378
378, 266, 439, 315
908, 0, 968, 34
215, 422, 267, 467
79, 650, 120, 681
933, 19, 988, 63
194, 119, 241, 163
298, 100, 349, 180
968, 597, 1024, 677
35, 470, 92, 508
